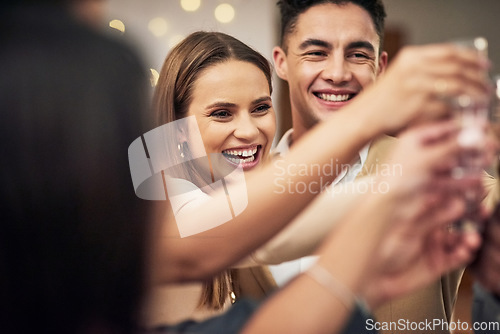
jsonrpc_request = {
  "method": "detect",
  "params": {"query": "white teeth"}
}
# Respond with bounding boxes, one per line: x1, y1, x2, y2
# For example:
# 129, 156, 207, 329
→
242, 149, 255, 157
223, 148, 258, 157
223, 147, 259, 164
318, 93, 350, 102
227, 155, 255, 164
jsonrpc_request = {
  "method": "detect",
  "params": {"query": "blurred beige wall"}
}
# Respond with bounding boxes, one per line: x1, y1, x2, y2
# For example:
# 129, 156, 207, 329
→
103, 0, 500, 141
384, 0, 500, 66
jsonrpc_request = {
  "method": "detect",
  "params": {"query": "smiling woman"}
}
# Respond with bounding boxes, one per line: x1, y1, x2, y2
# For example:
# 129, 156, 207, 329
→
142, 31, 278, 327
186, 59, 275, 171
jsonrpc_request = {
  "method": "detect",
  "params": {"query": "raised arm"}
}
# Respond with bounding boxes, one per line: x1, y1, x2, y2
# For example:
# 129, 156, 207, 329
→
152, 43, 490, 284
242, 120, 483, 334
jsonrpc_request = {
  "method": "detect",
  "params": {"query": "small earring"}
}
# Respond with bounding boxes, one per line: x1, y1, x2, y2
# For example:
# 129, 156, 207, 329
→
177, 142, 187, 158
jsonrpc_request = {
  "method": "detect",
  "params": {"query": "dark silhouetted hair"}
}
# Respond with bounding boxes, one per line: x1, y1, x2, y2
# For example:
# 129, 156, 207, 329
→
0, 4, 151, 334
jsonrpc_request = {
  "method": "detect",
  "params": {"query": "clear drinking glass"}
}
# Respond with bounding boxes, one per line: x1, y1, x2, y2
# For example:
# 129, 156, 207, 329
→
450, 37, 490, 232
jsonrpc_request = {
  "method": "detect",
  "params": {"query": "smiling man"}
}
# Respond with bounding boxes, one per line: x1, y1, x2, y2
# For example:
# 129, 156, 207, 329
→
268, 1, 480, 334
273, 1, 387, 140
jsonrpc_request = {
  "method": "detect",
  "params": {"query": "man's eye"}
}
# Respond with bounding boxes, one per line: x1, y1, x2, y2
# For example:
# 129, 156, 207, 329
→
349, 52, 370, 59
306, 51, 326, 57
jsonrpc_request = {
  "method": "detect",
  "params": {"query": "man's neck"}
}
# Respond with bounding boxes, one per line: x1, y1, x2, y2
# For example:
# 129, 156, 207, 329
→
291, 117, 365, 166
290, 121, 310, 147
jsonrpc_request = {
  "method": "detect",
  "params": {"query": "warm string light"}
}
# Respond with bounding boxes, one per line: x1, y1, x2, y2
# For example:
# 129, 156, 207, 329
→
180, 0, 201, 12
150, 69, 160, 87
113, 0, 239, 82
148, 17, 168, 37
109, 1, 239, 40
215, 3, 235, 23
108, 19, 125, 33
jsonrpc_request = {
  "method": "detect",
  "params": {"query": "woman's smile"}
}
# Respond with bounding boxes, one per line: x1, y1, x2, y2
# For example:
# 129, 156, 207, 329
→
222, 145, 262, 170
187, 59, 276, 173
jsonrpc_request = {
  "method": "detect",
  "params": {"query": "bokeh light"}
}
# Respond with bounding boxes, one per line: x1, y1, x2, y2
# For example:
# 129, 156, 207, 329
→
109, 19, 125, 33
148, 17, 168, 37
474, 37, 488, 54
181, 0, 201, 12
214, 3, 235, 23
150, 69, 160, 87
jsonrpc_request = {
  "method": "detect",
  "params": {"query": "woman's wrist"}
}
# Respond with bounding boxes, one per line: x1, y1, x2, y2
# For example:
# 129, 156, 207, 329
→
304, 263, 358, 310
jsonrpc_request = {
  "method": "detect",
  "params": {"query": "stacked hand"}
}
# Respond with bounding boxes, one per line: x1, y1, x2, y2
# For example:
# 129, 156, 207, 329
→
357, 43, 492, 136
360, 120, 492, 308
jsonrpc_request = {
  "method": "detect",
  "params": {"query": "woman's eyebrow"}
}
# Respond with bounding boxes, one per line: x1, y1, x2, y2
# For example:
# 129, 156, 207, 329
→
252, 96, 272, 105
205, 101, 237, 110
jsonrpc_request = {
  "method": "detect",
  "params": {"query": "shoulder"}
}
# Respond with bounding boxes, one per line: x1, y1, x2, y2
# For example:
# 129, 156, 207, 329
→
166, 177, 205, 195
271, 129, 294, 158
369, 134, 398, 155
165, 177, 211, 216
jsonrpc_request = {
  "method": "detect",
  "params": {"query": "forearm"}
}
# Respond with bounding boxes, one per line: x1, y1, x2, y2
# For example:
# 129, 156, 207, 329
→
237, 178, 371, 267
242, 273, 355, 334
241, 193, 394, 334
154, 98, 388, 283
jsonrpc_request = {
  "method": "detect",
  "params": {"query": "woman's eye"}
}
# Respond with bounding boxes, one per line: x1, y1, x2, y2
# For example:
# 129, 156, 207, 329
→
210, 110, 231, 119
253, 104, 271, 114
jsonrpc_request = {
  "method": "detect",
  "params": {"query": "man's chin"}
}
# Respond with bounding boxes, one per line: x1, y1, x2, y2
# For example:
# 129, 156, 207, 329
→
316, 108, 342, 120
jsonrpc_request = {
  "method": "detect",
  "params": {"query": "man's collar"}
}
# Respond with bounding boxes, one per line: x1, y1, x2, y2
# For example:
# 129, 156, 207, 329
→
272, 128, 294, 158
358, 142, 370, 167
273, 128, 370, 166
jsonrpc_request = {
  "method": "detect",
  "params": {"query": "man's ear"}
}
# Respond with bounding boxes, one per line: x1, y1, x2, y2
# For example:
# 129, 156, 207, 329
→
273, 46, 288, 81
378, 51, 389, 75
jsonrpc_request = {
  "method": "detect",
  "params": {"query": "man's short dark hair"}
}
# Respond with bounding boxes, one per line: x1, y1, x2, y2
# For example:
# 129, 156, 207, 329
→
277, 0, 386, 52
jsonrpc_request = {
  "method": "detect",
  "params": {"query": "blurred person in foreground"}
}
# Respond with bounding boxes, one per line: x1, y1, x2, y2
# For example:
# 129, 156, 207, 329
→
1, 1, 495, 334
0, 1, 151, 333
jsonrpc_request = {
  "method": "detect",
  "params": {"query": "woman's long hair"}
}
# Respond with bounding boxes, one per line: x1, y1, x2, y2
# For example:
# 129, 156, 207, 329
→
153, 31, 272, 309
